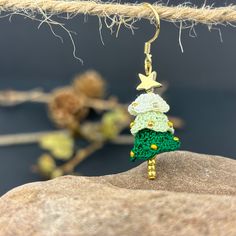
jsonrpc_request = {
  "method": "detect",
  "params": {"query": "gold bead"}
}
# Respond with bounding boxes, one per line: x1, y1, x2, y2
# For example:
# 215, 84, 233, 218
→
168, 121, 174, 128
130, 121, 135, 128
173, 136, 180, 142
148, 121, 154, 128
153, 102, 159, 108
148, 171, 156, 175
130, 151, 135, 158
148, 171, 156, 180
148, 176, 156, 180
132, 102, 138, 107
148, 159, 156, 164
150, 144, 158, 150
148, 166, 155, 171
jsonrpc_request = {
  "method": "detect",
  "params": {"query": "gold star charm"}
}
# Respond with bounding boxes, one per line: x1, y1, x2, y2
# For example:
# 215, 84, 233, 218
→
136, 71, 162, 91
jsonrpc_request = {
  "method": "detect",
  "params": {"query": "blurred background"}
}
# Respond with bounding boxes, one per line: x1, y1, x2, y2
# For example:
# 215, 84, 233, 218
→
0, 0, 236, 195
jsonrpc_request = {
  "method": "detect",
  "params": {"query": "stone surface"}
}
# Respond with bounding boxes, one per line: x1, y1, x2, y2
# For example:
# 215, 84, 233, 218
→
0, 151, 236, 236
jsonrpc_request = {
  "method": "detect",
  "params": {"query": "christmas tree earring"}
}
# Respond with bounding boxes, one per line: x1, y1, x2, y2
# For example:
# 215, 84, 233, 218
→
128, 3, 181, 180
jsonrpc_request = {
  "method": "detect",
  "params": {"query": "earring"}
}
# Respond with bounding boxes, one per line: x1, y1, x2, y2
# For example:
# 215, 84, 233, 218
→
128, 3, 181, 180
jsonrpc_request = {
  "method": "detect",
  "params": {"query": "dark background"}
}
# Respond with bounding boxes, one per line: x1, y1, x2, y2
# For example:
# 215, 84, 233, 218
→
0, 0, 236, 195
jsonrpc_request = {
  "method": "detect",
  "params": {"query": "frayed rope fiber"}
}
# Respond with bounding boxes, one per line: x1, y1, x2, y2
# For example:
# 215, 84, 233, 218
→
1, 0, 236, 24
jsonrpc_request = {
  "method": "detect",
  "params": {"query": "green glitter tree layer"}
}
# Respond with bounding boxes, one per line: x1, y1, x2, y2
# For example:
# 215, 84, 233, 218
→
130, 129, 180, 161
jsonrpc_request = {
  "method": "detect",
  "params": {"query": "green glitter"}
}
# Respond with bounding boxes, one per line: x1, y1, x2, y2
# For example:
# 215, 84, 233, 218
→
130, 129, 180, 161
130, 111, 173, 135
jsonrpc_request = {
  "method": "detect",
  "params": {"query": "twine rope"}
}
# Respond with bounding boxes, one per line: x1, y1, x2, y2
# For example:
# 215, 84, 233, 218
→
0, 0, 236, 24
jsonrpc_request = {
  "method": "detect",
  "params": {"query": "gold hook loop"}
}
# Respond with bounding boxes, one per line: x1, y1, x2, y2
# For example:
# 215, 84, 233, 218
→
143, 3, 160, 75
144, 3, 160, 45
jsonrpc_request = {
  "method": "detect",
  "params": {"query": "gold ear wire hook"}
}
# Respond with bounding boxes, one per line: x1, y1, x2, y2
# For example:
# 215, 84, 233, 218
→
143, 3, 160, 75
144, 3, 160, 45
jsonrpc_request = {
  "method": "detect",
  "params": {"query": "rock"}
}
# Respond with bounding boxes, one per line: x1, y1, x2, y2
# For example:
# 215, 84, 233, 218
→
0, 151, 236, 236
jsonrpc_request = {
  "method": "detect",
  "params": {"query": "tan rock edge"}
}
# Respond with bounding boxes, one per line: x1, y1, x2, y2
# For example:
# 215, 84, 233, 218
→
0, 151, 236, 236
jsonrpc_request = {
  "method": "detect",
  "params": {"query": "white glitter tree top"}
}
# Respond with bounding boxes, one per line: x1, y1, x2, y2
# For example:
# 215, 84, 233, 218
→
128, 92, 170, 116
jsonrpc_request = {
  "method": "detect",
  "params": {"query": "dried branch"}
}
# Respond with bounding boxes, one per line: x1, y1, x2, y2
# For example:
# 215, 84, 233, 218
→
60, 142, 104, 174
